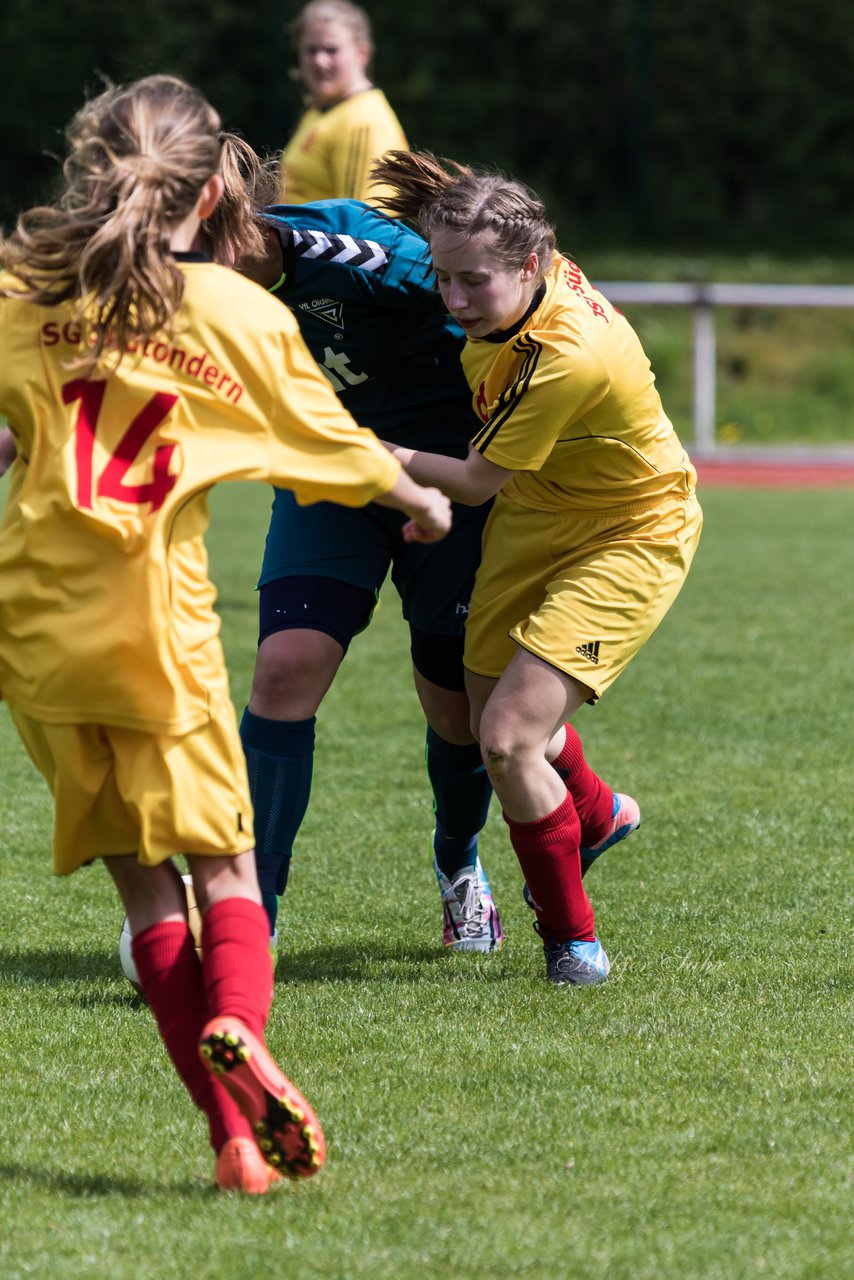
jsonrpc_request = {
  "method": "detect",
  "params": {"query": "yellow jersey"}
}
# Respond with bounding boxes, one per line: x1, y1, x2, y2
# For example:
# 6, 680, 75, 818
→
0, 259, 401, 734
467, 254, 696, 513
279, 88, 407, 205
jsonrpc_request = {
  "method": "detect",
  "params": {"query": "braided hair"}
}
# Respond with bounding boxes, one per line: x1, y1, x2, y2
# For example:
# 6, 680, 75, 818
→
372, 150, 556, 278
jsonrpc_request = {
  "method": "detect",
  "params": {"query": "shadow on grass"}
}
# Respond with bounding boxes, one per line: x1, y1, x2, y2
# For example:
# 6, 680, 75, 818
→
0, 1160, 219, 1200
277, 940, 517, 985
0, 947, 149, 1009
0, 946, 131, 984
0, 939, 518, 996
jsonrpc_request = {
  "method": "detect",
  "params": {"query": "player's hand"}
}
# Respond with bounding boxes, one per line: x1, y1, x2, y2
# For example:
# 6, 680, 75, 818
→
401, 487, 452, 543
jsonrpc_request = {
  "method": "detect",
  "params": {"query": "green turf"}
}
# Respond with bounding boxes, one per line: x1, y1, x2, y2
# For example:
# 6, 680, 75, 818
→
1, 483, 851, 1280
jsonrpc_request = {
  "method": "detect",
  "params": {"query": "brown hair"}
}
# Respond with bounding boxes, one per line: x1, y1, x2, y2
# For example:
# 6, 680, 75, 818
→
371, 150, 557, 277
201, 136, 280, 267
0, 75, 267, 367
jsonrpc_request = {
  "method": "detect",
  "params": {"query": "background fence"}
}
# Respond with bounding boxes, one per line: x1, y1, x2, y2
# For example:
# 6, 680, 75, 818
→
599, 282, 854, 460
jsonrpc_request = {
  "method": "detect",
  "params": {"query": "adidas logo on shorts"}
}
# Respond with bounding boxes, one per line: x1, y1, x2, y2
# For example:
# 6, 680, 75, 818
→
575, 640, 601, 664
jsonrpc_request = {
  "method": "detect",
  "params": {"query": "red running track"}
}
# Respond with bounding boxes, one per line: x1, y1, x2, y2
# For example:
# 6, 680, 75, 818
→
694, 458, 854, 488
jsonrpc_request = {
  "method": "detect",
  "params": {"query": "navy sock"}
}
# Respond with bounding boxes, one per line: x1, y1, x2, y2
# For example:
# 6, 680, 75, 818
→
240, 709, 315, 933
426, 726, 493, 878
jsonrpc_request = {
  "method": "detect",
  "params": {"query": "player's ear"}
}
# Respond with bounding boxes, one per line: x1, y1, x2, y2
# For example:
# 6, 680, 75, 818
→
198, 174, 225, 221
520, 252, 539, 283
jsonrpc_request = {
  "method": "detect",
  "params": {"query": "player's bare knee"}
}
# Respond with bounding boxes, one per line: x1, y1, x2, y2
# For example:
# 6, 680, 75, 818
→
250, 630, 340, 718
422, 693, 474, 745
481, 732, 524, 779
250, 657, 322, 717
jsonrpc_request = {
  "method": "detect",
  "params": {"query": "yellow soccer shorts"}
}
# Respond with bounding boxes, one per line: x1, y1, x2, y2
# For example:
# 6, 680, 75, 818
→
464, 493, 703, 700
9, 700, 255, 875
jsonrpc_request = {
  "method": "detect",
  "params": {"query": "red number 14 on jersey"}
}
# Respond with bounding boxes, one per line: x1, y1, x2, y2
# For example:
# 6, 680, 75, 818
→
63, 378, 179, 513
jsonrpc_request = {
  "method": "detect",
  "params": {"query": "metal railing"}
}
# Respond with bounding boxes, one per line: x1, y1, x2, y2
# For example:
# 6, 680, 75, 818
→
597, 282, 854, 459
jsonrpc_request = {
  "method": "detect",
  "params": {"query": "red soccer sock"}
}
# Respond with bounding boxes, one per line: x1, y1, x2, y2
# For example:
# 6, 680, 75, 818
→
132, 920, 253, 1153
551, 724, 614, 847
201, 897, 274, 1038
504, 793, 596, 941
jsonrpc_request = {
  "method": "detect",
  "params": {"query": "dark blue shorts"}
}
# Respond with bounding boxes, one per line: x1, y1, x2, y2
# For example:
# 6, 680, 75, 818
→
256, 492, 491, 689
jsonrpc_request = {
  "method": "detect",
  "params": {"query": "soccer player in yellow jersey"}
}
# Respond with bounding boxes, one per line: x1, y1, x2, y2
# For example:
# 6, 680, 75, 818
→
374, 151, 703, 988
0, 78, 449, 1194
279, 1, 407, 206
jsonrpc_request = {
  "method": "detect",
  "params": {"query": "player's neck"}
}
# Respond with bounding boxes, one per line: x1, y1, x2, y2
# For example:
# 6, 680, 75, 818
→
316, 79, 373, 109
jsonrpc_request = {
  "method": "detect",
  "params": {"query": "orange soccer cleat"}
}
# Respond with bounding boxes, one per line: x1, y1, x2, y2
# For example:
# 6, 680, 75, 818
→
215, 1136, 283, 1194
199, 1017, 326, 1179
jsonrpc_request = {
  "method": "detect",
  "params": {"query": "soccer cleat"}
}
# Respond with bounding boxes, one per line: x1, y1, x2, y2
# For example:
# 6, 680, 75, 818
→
541, 934, 610, 986
435, 856, 504, 952
580, 792, 640, 867
215, 1136, 283, 1194
199, 1016, 326, 1179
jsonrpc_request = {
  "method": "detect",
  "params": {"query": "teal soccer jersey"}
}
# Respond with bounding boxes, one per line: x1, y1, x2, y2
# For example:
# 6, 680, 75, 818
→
262, 200, 477, 456
256, 199, 490, 643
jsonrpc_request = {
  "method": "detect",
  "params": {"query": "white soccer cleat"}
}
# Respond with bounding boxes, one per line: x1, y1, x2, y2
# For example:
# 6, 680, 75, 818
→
435, 856, 504, 952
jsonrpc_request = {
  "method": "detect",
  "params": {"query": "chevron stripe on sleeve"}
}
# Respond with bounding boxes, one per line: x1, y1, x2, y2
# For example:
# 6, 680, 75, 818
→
292, 228, 390, 272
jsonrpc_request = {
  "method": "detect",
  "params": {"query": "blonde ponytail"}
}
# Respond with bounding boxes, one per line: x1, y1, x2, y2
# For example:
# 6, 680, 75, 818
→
0, 75, 224, 367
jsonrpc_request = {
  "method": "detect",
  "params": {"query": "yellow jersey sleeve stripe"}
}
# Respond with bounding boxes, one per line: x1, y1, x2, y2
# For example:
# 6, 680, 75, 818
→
472, 335, 543, 452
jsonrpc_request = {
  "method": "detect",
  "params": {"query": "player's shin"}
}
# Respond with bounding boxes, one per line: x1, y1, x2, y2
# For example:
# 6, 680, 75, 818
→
549, 723, 614, 847
131, 920, 253, 1152
240, 709, 315, 933
503, 793, 595, 942
426, 725, 492, 877
200, 897, 273, 1035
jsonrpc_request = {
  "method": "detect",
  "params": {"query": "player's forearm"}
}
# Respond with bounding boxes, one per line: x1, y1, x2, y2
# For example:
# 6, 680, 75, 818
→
385, 443, 504, 506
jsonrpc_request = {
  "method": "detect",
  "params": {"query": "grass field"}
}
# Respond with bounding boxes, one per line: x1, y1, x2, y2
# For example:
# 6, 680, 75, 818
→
1, 481, 851, 1280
